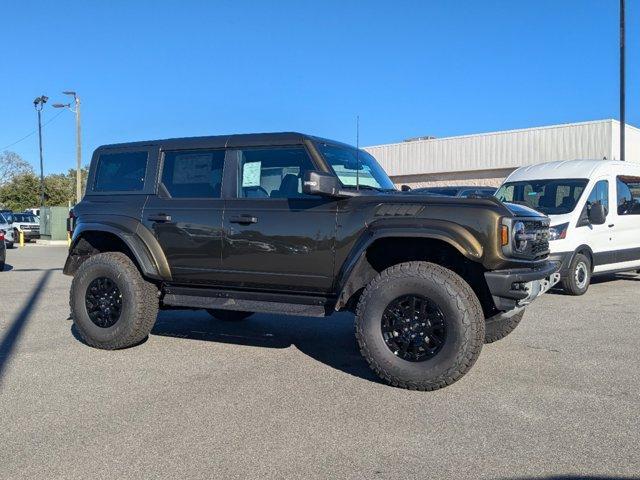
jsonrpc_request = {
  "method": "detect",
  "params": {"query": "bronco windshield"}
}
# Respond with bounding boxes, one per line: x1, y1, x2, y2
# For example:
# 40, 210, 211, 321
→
496, 178, 588, 215
315, 142, 396, 191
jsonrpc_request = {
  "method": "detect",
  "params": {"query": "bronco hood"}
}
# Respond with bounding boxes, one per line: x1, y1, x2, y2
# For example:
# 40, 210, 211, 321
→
502, 202, 544, 217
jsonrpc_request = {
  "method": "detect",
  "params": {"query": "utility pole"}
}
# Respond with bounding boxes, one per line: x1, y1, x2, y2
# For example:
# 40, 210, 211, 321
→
53, 91, 82, 203
620, 0, 626, 161
33, 95, 48, 207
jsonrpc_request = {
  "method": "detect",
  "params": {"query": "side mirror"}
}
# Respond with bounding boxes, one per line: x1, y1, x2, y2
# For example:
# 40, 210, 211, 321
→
588, 203, 606, 225
302, 171, 342, 197
401, 185, 411, 192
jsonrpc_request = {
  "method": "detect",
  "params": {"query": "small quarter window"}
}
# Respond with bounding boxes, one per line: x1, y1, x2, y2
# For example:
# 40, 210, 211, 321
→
94, 151, 147, 191
586, 180, 609, 215
162, 150, 225, 198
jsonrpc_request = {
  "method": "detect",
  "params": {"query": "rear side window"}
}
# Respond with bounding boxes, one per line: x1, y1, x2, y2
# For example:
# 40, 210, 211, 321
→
161, 150, 225, 198
94, 151, 148, 191
616, 176, 640, 215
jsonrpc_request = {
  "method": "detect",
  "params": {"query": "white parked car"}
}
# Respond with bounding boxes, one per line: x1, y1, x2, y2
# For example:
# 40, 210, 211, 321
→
0, 212, 15, 249
12, 212, 40, 242
496, 159, 640, 295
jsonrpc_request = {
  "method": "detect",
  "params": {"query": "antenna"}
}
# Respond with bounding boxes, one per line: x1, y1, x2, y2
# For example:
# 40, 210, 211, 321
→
356, 115, 360, 191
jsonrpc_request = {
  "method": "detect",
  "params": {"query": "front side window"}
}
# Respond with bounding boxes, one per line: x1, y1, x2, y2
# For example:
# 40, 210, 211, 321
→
585, 180, 609, 215
616, 176, 640, 215
162, 150, 225, 198
94, 151, 148, 192
496, 179, 588, 215
316, 143, 395, 191
238, 146, 316, 198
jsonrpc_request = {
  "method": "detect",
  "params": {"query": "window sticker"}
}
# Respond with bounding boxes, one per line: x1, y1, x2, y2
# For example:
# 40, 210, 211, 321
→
173, 154, 213, 184
242, 161, 262, 187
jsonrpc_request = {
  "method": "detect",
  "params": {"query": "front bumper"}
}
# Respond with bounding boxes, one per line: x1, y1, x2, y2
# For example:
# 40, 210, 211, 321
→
484, 261, 561, 311
21, 230, 40, 239
548, 251, 572, 278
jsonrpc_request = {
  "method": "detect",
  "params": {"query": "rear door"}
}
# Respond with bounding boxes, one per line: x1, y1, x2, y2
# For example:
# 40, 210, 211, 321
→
221, 145, 338, 293
142, 148, 227, 284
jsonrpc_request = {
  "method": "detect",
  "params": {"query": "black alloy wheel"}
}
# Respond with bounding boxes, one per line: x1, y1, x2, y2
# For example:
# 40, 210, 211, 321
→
381, 294, 447, 362
85, 277, 123, 328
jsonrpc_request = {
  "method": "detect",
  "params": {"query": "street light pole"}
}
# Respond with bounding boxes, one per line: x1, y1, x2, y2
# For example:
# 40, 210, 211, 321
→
620, 0, 626, 161
33, 95, 48, 207
53, 91, 82, 204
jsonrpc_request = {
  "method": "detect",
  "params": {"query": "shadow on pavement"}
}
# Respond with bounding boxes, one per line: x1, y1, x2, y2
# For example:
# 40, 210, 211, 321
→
502, 477, 640, 480
1, 263, 13, 272
0, 269, 53, 383
150, 309, 380, 384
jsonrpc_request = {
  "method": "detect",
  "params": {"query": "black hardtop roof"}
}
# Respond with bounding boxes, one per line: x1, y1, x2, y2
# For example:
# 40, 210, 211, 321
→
97, 132, 355, 151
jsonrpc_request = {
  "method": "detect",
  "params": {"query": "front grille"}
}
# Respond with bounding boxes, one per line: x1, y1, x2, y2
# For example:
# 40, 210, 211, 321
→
523, 219, 550, 260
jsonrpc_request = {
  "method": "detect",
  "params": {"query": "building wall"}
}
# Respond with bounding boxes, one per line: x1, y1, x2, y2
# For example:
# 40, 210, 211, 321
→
391, 167, 516, 188
365, 119, 640, 189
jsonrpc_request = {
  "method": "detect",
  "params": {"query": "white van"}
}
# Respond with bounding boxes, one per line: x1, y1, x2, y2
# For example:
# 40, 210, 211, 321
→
496, 159, 640, 295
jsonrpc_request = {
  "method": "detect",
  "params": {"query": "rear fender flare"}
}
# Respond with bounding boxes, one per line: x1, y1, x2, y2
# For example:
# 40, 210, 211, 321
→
69, 220, 171, 280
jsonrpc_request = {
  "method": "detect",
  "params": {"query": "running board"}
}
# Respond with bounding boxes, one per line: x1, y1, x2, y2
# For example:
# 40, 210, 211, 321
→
161, 286, 330, 318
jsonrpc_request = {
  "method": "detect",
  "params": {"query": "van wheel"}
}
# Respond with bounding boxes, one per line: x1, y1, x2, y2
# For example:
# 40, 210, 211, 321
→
355, 262, 484, 391
484, 309, 525, 344
206, 309, 253, 321
70, 252, 159, 349
561, 253, 591, 296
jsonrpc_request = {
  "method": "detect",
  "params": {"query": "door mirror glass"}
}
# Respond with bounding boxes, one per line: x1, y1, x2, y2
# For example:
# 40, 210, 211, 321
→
588, 203, 606, 225
302, 171, 341, 197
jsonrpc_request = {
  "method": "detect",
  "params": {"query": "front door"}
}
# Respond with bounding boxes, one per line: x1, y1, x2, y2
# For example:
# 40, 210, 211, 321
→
142, 148, 227, 284
221, 145, 338, 293
578, 178, 614, 272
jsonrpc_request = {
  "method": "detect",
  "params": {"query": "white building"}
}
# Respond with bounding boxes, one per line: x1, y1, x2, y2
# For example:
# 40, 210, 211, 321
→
364, 119, 640, 188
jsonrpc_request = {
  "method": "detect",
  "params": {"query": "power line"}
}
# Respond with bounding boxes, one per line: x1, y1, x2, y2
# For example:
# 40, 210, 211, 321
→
0, 109, 66, 151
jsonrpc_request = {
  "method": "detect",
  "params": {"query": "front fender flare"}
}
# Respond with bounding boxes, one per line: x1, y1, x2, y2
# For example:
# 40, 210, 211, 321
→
333, 222, 484, 310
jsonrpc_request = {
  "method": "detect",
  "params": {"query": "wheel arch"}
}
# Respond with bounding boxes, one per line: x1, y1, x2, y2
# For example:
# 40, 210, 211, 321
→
64, 222, 171, 281
334, 230, 491, 316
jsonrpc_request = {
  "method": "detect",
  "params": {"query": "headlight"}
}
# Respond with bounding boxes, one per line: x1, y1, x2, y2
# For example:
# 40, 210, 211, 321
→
549, 222, 569, 241
513, 221, 527, 252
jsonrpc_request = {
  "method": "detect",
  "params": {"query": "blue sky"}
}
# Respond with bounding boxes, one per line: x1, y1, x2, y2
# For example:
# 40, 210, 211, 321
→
1, 0, 637, 174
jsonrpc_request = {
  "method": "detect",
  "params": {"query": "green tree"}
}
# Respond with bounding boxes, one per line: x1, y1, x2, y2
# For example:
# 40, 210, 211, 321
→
0, 172, 40, 211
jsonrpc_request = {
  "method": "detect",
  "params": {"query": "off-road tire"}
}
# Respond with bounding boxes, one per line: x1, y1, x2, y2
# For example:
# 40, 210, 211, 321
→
561, 253, 591, 296
0, 260, 4, 271
70, 252, 158, 349
206, 309, 253, 321
355, 261, 484, 391
6, 241, 14, 249
484, 309, 525, 344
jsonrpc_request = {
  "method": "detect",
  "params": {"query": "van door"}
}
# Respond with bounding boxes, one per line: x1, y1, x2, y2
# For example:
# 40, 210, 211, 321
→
577, 178, 614, 273
603, 175, 640, 271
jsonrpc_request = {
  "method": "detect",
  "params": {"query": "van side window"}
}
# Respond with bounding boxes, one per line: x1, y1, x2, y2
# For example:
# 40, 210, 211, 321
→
616, 176, 640, 215
586, 180, 609, 215
161, 150, 225, 198
94, 151, 148, 191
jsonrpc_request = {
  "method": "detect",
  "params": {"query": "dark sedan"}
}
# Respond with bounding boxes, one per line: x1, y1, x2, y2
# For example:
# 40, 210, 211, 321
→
408, 185, 497, 198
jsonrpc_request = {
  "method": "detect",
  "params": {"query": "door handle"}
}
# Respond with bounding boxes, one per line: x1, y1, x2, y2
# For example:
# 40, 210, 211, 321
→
148, 213, 172, 223
608, 224, 615, 228
229, 214, 258, 225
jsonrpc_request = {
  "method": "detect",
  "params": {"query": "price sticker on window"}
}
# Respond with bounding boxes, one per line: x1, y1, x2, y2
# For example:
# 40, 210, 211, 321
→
242, 161, 262, 187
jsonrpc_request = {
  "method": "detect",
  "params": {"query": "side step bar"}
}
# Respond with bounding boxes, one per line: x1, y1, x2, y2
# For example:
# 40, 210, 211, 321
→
161, 285, 330, 318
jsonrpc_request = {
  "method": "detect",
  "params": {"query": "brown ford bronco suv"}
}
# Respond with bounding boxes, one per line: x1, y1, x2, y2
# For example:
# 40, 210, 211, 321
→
64, 132, 559, 390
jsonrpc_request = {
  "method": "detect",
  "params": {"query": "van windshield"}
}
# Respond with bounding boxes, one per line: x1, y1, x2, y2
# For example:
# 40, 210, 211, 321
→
496, 178, 588, 215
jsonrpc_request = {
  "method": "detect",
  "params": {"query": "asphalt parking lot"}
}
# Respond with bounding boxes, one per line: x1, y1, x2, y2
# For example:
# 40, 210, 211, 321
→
1, 245, 639, 479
